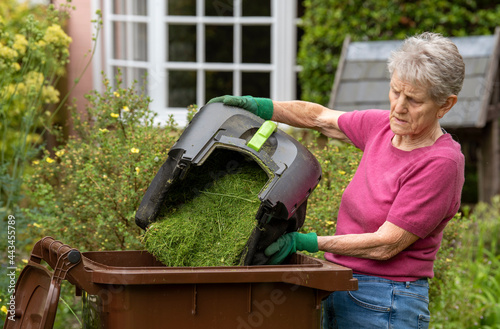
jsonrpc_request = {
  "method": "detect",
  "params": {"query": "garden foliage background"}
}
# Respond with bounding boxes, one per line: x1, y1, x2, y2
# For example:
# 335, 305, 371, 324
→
1, 0, 500, 328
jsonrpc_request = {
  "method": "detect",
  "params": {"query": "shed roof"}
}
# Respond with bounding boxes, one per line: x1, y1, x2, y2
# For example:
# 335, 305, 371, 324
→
328, 29, 500, 128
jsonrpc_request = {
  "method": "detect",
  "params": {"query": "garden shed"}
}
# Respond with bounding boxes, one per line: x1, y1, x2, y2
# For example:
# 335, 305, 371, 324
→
328, 28, 500, 203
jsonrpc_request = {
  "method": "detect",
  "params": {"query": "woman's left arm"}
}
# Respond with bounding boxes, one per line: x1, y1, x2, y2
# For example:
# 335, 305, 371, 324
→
317, 221, 419, 261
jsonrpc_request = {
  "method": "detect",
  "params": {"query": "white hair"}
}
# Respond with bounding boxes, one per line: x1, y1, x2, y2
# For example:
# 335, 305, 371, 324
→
388, 32, 465, 105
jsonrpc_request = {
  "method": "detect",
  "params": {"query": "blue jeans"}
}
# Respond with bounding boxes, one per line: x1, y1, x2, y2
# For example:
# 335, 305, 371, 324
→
322, 274, 430, 329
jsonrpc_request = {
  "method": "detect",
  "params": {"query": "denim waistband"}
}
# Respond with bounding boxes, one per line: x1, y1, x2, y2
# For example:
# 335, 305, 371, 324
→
352, 273, 429, 288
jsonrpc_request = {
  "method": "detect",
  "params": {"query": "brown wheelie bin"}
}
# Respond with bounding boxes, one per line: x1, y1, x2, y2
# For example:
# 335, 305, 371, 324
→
4, 237, 357, 329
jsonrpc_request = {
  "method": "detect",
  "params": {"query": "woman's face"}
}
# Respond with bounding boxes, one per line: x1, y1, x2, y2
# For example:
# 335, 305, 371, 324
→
388, 74, 444, 139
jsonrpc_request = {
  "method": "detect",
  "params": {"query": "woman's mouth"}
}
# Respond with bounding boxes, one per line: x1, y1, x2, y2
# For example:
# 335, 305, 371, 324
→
392, 116, 407, 125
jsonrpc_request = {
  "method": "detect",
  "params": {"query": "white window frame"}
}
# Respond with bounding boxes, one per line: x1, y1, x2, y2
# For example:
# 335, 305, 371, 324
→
93, 0, 298, 126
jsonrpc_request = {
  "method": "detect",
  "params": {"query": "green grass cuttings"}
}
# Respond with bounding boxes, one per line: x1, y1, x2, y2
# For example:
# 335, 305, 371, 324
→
142, 158, 269, 267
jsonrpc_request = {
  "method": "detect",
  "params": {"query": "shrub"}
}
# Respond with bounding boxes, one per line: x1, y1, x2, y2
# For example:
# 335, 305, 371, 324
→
429, 197, 500, 329
24, 72, 179, 251
0, 0, 73, 215
302, 135, 361, 238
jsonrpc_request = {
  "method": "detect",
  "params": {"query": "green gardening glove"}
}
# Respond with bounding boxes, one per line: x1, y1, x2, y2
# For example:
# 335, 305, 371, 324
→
264, 232, 318, 265
207, 95, 274, 120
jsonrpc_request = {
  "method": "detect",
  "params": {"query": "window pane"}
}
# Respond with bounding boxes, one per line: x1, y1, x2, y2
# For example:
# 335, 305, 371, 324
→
205, 26, 233, 63
242, 0, 270, 16
112, 22, 148, 61
205, 71, 232, 101
206, 0, 233, 16
112, 0, 147, 15
130, 67, 148, 92
168, 25, 196, 62
133, 23, 148, 61
297, 0, 306, 18
112, 21, 126, 60
242, 26, 270, 63
167, 0, 196, 16
296, 72, 302, 100
241, 72, 270, 97
168, 70, 196, 107
297, 25, 304, 55
112, 66, 126, 85
112, 66, 148, 94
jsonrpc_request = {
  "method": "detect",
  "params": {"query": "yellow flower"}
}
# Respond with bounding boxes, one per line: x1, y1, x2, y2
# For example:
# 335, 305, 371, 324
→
42, 85, 60, 104
130, 147, 140, 154
99, 128, 109, 133
13, 34, 28, 55
36, 40, 47, 48
45, 157, 55, 163
32, 160, 40, 165
135, 167, 140, 175
110, 113, 119, 118
337, 170, 346, 175
43, 24, 72, 48
0, 43, 18, 60
22, 259, 28, 264
122, 106, 130, 112
113, 91, 120, 97
1, 306, 7, 314
55, 149, 65, 157
33, 223, 42, 228
11, 62, 21, 71
25, 71, 44, 88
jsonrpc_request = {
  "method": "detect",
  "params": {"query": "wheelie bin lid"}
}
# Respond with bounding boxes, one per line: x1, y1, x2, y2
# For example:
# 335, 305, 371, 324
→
135, 102, 322, 230
3, 262, 54, 329
134, 103, 323, 264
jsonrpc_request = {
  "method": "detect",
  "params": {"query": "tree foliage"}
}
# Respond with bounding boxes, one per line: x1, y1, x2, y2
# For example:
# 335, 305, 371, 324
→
298, 0, 500, 105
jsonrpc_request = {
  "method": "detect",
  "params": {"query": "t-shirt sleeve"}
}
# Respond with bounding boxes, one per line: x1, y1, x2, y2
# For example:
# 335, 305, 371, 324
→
387, 157, 462, 238
338, 110, 389, 151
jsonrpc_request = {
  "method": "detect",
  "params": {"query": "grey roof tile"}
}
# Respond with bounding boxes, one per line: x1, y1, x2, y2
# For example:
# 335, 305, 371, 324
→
342, 61, 389, 80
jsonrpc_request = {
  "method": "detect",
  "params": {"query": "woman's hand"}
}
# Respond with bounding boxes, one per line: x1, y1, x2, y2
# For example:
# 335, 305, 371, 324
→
264, 232, 318, 265
207, 95, 273, 120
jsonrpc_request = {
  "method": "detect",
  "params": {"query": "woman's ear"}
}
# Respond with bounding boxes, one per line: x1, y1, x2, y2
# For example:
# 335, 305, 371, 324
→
437, 95, 458, 119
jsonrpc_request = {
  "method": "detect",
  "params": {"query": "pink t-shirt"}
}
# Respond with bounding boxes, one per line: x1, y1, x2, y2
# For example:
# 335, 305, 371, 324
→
324, 110, 465, 281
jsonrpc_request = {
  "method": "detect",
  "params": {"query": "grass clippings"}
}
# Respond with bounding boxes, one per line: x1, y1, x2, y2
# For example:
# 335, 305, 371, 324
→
142, 152, 269, 267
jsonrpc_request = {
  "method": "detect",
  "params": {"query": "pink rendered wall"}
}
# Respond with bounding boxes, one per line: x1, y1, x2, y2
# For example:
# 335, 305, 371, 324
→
54, 0, 94, 134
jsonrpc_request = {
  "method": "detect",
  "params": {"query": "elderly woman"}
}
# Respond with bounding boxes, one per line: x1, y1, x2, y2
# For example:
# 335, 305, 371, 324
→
209, 32, 465, 328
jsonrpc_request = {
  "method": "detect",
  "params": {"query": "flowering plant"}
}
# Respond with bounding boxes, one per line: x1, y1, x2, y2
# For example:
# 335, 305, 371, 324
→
25, 72, 179, 251
0, 0, 73, 215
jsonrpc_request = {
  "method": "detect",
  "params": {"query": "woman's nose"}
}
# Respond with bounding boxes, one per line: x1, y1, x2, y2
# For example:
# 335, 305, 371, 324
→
394, 96, 408, 113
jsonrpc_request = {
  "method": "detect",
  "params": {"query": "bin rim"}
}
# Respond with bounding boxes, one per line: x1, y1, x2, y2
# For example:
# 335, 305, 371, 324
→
82, 251, 357, 292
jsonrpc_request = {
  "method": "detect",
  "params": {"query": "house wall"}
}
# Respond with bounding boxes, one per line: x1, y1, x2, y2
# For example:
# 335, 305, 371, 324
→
55, 0, 95, 134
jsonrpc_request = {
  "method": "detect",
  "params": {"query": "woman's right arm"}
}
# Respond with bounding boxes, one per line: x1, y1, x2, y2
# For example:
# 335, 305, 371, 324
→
272, 100, 351, 144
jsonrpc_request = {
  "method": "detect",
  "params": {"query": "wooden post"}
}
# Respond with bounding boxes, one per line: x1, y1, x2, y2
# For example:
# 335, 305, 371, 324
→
477, 119, 500, 202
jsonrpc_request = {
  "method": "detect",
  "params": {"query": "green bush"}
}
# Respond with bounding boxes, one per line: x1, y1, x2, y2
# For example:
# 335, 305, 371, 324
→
298, 0, 500, 105
429, 197, 500, 329
301, 135, 361, 235
24, 73, 179, 251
